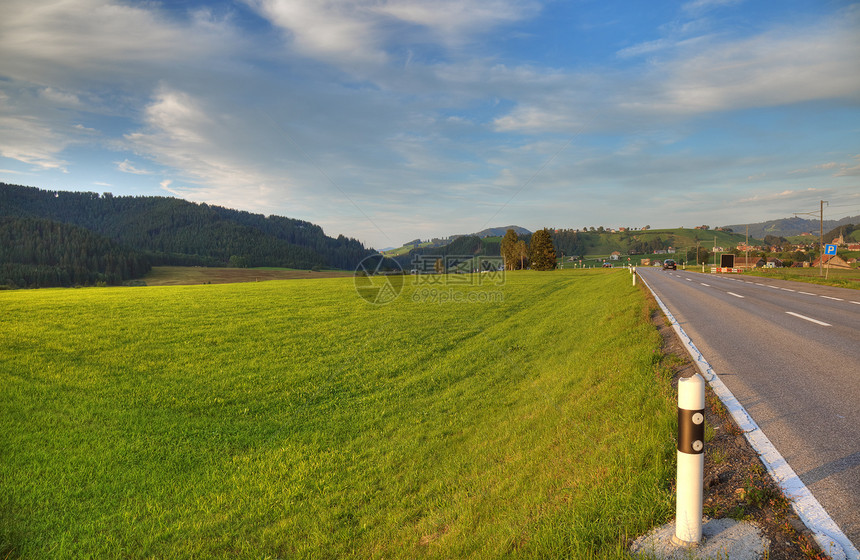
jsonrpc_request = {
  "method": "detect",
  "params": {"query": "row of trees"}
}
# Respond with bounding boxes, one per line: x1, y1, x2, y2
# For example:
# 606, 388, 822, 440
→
628, 236, 672, 255
0, 184, 375, 276
0, 217, 151, 288
500, 228, 557, 271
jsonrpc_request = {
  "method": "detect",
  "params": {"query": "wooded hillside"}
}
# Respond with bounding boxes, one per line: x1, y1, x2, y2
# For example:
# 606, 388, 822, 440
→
0, 184, 374, 287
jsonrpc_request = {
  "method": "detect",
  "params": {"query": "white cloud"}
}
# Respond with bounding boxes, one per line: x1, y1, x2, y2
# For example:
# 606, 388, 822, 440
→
0, 0, 242, 91
736, 188, 823, 204
681, 0, 744, 16
0, 114, 69, 171
116, 159, 152, 175
496, 7, 860, 135
38, 87, 81, 107
373, 0, 538, 43
244, 0, 538, 69
834, 155, 860, 177
123, 87, 295, 212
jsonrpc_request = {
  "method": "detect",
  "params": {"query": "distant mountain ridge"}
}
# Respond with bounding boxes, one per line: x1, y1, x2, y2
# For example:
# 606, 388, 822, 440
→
469, 225, 532, 238
723, 215, 860, 239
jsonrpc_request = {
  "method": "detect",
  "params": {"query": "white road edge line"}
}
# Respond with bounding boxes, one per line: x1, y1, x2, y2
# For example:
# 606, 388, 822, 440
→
799, 291, 816, 296
700, 283, 710, 287
637, 272, 858, 560
727, 292, 744, 298
786, 312, 832, 326
820, 296, 844, 301
852, 301, 860, 306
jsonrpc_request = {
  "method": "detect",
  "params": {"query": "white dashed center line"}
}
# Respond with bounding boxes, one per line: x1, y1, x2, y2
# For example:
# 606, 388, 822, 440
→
786, 312, 831, 326
820, 296, 844, 301
727, 292, 744, 298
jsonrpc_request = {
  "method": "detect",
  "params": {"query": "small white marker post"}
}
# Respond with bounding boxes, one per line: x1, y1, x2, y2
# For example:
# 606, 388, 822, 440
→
674, 374, 705, 546
633, 268, 637, 286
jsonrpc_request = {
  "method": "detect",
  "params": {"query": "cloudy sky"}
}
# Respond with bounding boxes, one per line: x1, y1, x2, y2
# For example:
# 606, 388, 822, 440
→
2, 0, 859, 249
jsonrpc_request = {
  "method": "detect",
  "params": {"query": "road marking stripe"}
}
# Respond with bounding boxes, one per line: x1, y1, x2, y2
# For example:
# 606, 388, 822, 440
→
781, 288, 795, 292
820, 296, 844, 301
727, 292, 744, 298
798, 291, 815, 296
786, 312, 831, 326
852, 301, 860, 306
685, 278, 692, 281
701, 283, 710, 287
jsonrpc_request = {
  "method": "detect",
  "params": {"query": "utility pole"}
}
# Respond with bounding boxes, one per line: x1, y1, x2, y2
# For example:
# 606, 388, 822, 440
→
794, 201, 828, 276
714, 235, 718, 268
819, 200, 828, 277
745, 225, 749, 272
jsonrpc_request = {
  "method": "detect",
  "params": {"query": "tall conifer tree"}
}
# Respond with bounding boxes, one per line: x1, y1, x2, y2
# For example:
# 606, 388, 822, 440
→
529, 228, 557, 271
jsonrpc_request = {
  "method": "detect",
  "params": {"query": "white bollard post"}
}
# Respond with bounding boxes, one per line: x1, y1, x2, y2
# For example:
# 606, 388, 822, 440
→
675, 374, 705, 546
633, 271, 637, 286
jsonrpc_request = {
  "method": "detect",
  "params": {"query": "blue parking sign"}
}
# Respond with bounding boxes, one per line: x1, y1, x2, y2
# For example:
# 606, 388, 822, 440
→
824, 244, 837, 255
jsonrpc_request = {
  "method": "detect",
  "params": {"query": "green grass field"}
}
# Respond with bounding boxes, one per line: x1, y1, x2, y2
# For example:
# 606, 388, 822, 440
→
742, 265, 860, 289
142, 266, 352, 286
1, 270, 677, 559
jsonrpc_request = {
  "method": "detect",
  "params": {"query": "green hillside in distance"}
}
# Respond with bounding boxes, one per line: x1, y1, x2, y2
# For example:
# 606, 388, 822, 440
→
0, 183, 374, 287
383, 226, 530, 257
391, 227, 760, 267
723, 215, 860, 239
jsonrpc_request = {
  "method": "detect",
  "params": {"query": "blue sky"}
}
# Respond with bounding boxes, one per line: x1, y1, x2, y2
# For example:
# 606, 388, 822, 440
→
1, 0, 859, 249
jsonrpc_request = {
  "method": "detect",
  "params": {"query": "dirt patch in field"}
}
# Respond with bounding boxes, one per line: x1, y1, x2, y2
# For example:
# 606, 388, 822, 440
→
649, 308, 829, 559
141, 266, 353, 286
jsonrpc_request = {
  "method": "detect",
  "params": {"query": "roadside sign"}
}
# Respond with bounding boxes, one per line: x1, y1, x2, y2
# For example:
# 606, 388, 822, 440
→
824, 244, 837, 256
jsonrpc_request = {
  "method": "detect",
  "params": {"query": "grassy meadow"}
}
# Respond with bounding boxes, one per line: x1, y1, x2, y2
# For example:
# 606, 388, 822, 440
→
732, 265, 860, 290
142, 266, 352, 286
1, 270, 677, 559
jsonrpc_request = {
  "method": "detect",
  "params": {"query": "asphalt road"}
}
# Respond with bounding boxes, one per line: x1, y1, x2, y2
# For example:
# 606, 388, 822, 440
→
637, 267, 860, 549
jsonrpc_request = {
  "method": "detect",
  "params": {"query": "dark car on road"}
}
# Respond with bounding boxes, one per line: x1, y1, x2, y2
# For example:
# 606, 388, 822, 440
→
662, 259, 677, 270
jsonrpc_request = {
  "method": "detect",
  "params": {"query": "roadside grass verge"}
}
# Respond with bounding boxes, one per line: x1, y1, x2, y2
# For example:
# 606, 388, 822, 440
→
1, 270, 675, 559
742, 266, 860, 290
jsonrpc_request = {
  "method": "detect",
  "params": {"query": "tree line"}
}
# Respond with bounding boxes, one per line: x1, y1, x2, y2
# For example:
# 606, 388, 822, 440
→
0, 217, 150, 288
0, 184, 375, 287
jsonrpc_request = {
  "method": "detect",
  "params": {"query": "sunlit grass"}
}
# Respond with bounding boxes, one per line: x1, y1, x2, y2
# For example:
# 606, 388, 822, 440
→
1, 270, 676, 559
742, 266, 859, 290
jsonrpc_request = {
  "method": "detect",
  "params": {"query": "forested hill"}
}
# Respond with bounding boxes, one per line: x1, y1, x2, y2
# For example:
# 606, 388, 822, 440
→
1, 217, 151, 288
1, 184, 374, 286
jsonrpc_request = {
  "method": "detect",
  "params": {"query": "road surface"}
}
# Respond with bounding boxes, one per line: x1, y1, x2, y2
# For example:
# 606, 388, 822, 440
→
638, 267, 860, 550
